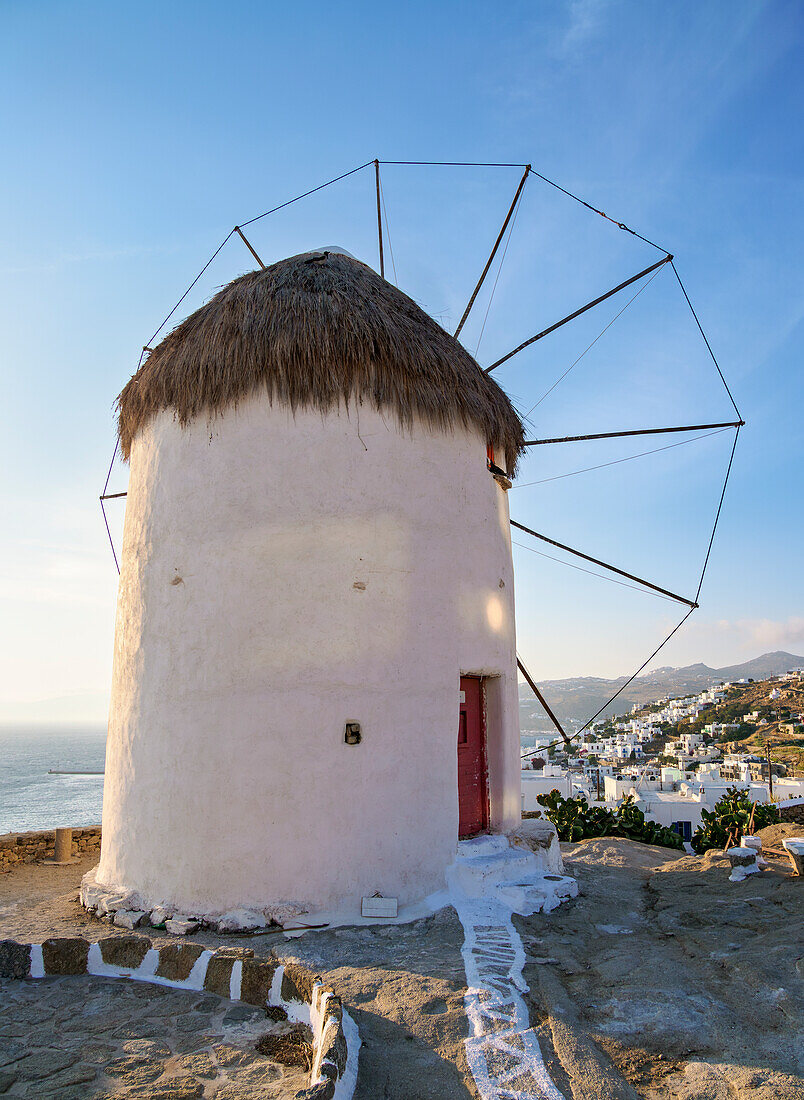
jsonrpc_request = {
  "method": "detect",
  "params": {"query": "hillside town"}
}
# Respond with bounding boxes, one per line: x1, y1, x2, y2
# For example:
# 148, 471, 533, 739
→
522, 668, 804, 841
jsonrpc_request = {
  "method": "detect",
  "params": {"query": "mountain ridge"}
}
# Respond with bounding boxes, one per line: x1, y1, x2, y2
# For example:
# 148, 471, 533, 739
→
519, 650, 804, 727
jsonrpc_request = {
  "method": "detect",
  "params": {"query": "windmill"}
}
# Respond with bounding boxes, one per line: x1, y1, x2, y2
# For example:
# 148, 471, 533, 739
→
101, 158, 741, 766
100, 159, 743, 756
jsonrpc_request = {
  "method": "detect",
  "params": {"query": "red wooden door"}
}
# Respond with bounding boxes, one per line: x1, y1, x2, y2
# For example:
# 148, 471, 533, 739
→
458, 676, 488, 838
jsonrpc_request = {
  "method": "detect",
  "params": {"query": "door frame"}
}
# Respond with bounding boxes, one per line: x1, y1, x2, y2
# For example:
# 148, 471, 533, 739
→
458, 674, 489, 838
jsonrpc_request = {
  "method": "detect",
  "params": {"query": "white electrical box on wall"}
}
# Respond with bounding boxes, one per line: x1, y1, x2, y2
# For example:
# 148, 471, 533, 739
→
361, 895, 398, 918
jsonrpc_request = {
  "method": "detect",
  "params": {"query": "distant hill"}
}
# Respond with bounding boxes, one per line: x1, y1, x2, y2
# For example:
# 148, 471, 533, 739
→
519, 651, 804, 727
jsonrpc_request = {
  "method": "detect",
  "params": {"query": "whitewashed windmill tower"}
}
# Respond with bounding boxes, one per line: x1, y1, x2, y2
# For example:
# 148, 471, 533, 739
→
89, 247, 525, 922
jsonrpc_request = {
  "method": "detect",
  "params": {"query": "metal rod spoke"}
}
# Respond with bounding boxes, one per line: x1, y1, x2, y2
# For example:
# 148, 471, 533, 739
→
523, 420, 744, 447
510, 519, 697, 608
485, 254, 672, 373
517, 656, 573, 748
234, 226, 265, 269
374, 160, 385, 278
454, 165, 531, 340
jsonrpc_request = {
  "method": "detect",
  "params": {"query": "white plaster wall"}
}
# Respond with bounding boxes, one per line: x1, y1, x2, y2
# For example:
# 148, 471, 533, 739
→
97, 397, 519, 917
636, 797, 704, 832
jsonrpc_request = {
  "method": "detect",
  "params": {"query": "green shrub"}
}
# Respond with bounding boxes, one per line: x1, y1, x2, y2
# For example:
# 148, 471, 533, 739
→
535, 791, 684, 849
691, 787, 780, 854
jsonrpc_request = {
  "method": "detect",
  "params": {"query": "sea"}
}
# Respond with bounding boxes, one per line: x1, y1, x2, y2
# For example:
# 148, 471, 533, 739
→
0, 726, 106, 835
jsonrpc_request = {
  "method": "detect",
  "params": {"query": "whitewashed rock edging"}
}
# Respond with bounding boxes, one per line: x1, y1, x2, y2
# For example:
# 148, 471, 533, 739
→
0, 936, 358, 1100
727, 847, 760, 883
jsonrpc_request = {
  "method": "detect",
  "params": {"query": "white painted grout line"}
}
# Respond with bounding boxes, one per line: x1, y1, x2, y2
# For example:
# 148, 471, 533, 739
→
229, 958, 242, 1001
186, 950, 214, 991
334, 1006, 361, 1100
29, 945, 44, 978
268, 963, 284, 1007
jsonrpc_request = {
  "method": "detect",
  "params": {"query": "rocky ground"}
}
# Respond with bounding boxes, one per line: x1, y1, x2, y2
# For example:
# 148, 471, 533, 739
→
1, 831, 802, 1099
0, 975, 307, 1099
516, 828, 804, 1100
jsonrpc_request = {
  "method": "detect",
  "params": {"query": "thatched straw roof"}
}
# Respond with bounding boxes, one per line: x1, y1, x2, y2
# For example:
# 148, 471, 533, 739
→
117, 250, 524, 473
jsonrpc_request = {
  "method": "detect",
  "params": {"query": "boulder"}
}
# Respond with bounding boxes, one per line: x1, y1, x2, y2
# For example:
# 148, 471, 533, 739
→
508, 819, 564, 874
215, 908, 268, 933
164, 918, 199, 937
782, 838, 804, 876
0, 940, 31, 979
240, 958, 278, 1006
114, 910, 146, 930
156, 942, 205, 981
42, 937, 90, 975
281, 962, 316, 1005
294, 1082, 335, 1100
99, 935, 151, 969
203, 954, 235, 998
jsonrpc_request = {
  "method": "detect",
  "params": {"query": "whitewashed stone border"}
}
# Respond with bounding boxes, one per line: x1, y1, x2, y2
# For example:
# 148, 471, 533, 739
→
0, 936, 359, 1100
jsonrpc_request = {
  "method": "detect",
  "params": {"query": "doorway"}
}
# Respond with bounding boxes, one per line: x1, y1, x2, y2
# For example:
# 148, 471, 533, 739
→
458, 676, 489, 838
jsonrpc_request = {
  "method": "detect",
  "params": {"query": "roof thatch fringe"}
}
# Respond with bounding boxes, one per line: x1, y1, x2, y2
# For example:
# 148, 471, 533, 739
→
117, 251, 525, 473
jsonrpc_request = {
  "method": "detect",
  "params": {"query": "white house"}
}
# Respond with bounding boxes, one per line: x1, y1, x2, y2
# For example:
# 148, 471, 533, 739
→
521, 766, 576, 811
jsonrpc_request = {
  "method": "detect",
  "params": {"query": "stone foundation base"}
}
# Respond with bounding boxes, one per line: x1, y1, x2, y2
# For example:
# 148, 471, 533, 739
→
79, 865, 309, 934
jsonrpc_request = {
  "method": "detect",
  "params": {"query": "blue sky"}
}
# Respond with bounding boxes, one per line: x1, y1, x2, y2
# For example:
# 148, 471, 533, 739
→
1, 0, 802, 723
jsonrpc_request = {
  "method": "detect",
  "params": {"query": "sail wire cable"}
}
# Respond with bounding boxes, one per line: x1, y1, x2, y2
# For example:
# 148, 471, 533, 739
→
512, 426, 731, 488
239, 160, 375, 227
518, 428, 740, 756
144, 161, 378, 355
473, 187, 524, 356
511, 540, 679, 602
143, 229, 236, 351
520, 606, 697, 759
527, 168, 669, 254
380, 161, 667, 252
379, 160, 531, 168
511, 519, 696, 607
671, 260, 742, 421
516, 427, 739, 751
100, 501, 120, 575
102, 438, 120, 498
378, 174, 398, 285
99, 434, 123, 574
694, 425, 740, 603
523, 265, 663, 419
578, 606, 697, 735
99, 162, 382, 571
361, 166, 740, 758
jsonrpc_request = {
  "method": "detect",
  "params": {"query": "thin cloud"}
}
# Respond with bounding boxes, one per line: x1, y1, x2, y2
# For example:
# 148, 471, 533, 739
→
558, 0, 607, 59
